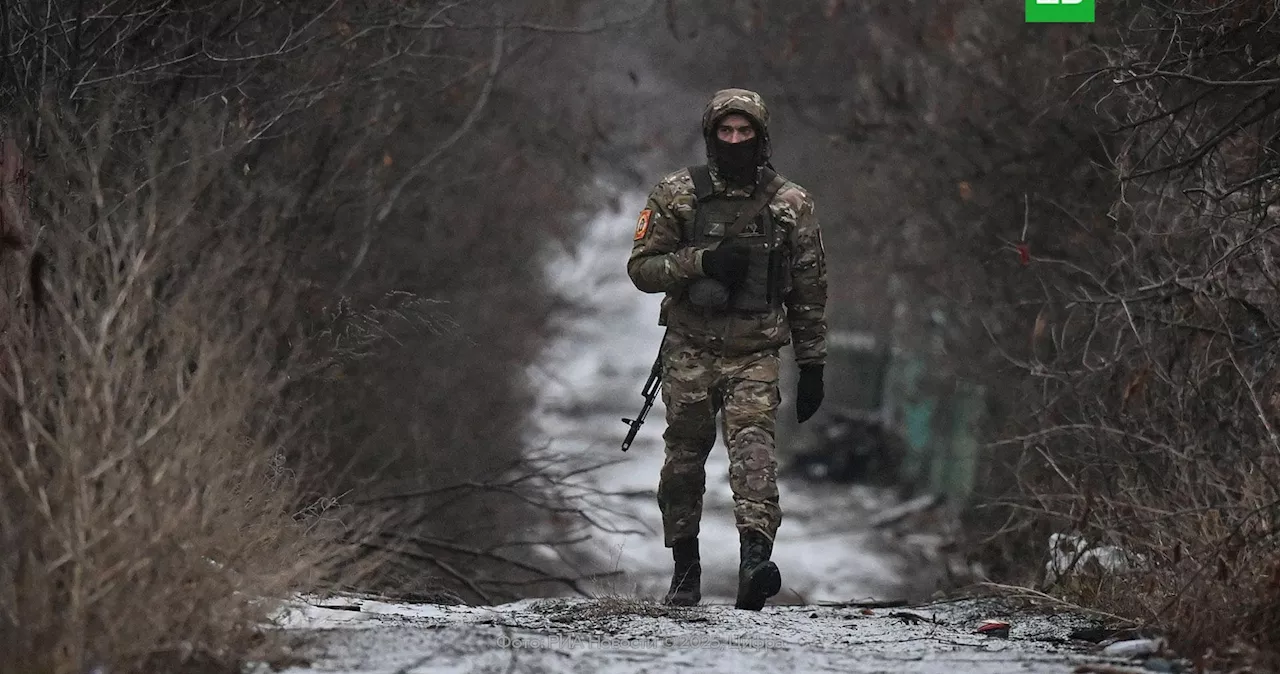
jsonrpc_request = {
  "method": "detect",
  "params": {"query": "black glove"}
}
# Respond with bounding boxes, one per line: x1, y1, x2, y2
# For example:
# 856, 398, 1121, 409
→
700, 244, 750, 286
796, 364, 824, 423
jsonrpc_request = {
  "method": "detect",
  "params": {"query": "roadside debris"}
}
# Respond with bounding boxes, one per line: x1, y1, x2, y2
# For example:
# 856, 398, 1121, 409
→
1068, 626, 1120, 643
976, 619, 1011, 638
887, 610, 935, 625
1072, 658, 1185, 674
1046, 533, 1146, 585
869, 493, 941, 529
1102, 638, 1164, 658
817, 598, 909, 609
1070, 637, 1188, 674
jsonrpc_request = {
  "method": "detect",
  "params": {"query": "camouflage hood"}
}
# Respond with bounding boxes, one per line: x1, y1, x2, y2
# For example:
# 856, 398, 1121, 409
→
701, 88, 772, 164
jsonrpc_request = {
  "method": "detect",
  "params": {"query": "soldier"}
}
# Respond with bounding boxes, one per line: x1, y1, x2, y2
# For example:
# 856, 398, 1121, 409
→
627, 88, 828, 610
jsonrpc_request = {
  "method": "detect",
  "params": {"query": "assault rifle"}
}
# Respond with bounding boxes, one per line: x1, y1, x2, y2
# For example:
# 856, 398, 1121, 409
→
620, 354, 662, 452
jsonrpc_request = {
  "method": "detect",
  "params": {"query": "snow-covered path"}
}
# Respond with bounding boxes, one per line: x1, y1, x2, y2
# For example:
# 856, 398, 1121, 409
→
271, 594, 1136, 674
529, 195, 919, 604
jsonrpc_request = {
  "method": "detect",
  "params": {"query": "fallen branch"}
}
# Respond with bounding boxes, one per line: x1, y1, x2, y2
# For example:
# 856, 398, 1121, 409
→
971, 582, 1143, 626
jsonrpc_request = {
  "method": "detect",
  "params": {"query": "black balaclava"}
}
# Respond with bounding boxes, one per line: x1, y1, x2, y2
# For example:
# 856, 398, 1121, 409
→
710, 117, 761, 187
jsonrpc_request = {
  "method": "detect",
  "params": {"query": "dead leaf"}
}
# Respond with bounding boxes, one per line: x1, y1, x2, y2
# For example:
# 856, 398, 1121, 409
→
1121, 368, 1148, 408
1031, 308, 1049, 345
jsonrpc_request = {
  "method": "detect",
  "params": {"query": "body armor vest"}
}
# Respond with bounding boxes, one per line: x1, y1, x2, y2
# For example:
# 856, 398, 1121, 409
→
687, 165, 784, 314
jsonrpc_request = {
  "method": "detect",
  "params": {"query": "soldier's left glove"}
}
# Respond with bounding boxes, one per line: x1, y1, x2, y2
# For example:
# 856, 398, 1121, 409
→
796, 364, 824, 423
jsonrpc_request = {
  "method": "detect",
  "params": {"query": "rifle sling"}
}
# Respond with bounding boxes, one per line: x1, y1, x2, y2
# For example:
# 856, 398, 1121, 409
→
723, 167, 785, 244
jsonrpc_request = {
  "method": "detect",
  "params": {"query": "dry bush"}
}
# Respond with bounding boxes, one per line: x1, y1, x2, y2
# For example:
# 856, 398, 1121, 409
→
4, 0, 642, 608
0, 1, 661, 668
962, 1, 1280, 662
344, 448, 642, 604
0, 101, 370, 674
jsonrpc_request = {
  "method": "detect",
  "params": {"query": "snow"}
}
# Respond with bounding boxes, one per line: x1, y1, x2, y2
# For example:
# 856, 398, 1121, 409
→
267, 594, 1132, 673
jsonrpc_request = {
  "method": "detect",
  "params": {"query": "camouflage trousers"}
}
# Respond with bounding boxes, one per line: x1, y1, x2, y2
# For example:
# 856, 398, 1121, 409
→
657, 330, 782, 547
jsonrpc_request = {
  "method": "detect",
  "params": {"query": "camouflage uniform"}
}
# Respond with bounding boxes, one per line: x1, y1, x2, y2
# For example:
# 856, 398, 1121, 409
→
627, 89, 828, 548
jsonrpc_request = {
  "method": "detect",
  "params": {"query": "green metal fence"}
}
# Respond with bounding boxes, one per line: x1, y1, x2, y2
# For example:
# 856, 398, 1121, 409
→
791, 324, 987, 505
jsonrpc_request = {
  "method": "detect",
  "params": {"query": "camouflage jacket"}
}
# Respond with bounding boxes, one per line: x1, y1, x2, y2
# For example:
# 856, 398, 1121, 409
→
627, 164, 828, 366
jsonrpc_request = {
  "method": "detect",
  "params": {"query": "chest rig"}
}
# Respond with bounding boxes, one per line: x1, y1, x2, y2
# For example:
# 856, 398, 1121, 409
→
686, 164, 786, 314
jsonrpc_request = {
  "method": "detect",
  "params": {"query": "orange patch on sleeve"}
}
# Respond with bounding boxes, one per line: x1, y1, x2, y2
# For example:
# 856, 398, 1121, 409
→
634, 209, 652, 240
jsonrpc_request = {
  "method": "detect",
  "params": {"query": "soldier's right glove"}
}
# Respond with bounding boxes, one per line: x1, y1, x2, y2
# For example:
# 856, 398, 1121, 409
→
700, 244, 750, 286
796, 364, 825, 423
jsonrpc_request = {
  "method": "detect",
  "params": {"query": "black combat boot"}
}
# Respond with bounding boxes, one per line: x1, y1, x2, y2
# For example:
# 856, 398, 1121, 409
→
735, 530, 781, 611
663, 538, 701, 606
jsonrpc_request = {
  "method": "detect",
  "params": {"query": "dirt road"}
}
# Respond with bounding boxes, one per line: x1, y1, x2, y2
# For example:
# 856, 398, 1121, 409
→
271, 594, 1157, 674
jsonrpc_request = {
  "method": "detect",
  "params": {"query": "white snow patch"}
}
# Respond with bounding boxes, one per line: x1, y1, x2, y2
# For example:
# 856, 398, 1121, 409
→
271, 595, 1125, 674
